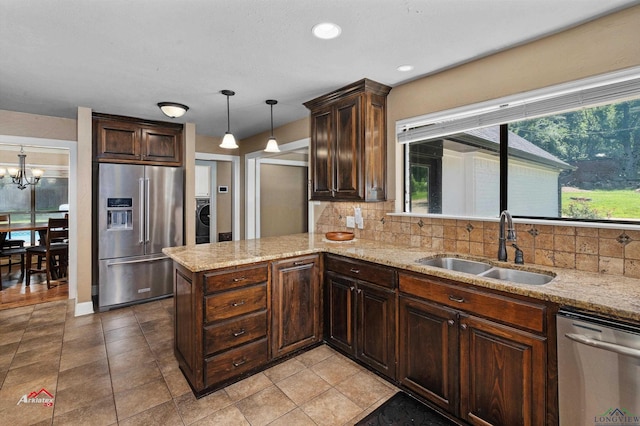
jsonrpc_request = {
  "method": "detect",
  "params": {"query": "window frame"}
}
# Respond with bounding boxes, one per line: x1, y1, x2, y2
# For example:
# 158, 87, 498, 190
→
398, 67, 640, 225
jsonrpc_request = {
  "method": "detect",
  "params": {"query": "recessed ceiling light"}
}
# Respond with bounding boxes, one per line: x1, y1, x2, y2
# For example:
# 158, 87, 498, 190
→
397, 65, 414, 72
312, 22, 341, 40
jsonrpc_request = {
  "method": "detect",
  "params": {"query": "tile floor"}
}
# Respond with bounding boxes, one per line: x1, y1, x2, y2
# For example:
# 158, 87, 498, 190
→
0, 298, 398, 425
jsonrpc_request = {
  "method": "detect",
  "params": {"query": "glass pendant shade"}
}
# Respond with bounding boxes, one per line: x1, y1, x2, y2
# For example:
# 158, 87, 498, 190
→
264, 137, 280, 153
220, 132, 239, 149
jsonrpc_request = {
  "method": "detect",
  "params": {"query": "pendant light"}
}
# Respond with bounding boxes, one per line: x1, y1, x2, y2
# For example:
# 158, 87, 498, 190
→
219, 90, 238, 149
264, 100, 280, 153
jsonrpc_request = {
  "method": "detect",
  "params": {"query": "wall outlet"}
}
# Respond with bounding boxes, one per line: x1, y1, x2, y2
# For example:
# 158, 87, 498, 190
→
346, 216, 355, 228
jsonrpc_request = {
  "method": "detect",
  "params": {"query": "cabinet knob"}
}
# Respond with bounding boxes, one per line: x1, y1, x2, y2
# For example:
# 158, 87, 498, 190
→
357, 288, 362, 294
350, 286, 355, 292
231, 300, 246, 307
447, 319, 455, 326
460, 323, 468, 330
233, 329, 246, 337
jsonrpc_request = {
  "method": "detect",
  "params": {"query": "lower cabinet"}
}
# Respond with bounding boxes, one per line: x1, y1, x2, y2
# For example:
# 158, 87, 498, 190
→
324, 254, 396, 380
270, 254, 322, 358
399, 272, 549, 426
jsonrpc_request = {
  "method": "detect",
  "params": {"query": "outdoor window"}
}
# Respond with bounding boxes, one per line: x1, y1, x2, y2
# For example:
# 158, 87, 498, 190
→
401, 69, 640, 224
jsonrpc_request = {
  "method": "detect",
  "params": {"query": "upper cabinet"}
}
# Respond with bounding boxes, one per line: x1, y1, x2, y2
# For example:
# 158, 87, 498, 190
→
93, 113, 183, 166
304, 79, 391, 202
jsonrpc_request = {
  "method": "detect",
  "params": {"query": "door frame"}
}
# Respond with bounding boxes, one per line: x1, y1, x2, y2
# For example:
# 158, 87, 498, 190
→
245, 138, 310, 239
0, 135, 77, 299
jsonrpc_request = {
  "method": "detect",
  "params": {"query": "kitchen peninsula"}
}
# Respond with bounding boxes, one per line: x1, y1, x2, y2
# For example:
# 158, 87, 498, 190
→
163, 232, 640, 424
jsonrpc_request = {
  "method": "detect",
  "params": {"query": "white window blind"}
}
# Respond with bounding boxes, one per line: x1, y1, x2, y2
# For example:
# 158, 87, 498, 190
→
397, 67, 640, 144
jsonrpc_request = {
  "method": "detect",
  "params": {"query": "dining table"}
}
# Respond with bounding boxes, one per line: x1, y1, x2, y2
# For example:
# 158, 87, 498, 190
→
0, 222, 49, 247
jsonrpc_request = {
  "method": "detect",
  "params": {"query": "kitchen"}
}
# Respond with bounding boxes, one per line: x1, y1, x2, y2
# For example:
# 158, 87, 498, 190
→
1, 1, 640, 425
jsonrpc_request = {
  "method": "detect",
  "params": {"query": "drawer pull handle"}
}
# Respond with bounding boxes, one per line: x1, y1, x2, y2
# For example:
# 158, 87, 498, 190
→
231, 300, 246, 307
232, 359, 247, 367
350, 268, 360, 274
294, 261, 309, 266
233, 329, 246, 337
448, 295, 465, 303
232, 277, 246, 282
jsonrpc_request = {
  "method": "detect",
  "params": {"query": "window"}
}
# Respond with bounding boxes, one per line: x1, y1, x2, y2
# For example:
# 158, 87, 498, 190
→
0, 145, 69, 244
401, 68, 640, 223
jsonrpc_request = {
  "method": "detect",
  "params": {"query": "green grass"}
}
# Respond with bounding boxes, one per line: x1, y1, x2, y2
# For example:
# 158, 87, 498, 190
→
561, 189, 640, 219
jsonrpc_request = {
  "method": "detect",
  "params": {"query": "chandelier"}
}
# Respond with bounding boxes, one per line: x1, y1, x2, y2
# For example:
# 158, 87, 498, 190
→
0, 146, 44, 190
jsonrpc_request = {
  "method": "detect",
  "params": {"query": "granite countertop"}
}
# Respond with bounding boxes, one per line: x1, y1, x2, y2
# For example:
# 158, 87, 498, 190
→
163, 233, 640, 323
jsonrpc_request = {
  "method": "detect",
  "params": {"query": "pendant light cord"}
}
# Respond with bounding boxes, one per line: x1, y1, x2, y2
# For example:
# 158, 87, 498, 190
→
226, 94, 231, 132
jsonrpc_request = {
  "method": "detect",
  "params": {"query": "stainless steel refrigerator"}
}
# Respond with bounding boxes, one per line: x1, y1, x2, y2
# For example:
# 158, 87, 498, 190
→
97, 163, 183, 310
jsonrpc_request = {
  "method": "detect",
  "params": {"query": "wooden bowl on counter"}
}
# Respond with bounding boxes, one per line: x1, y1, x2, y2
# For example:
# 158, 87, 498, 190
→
325, 231, 355, 241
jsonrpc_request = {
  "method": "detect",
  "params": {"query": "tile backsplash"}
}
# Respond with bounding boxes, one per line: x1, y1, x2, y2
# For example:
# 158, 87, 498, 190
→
314, 201, 640, 279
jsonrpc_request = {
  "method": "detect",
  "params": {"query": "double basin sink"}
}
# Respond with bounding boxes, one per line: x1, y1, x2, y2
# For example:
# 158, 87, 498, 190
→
417, 256, 555, 285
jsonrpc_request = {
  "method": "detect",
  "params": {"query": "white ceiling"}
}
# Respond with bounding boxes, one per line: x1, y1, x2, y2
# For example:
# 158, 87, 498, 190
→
1, 0, 638, 141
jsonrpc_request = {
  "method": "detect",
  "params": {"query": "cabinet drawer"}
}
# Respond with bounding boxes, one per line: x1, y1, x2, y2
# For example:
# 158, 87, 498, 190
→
205, 284, 267, 322
205, 264, 268, 294
205, 338, 268, 387
204, 310, 267, 355
399, 273, 546, 334
325, 255, 396, 288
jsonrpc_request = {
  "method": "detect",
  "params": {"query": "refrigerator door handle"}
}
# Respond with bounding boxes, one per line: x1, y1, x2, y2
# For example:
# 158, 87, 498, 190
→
145, 178, 150, 243
106, 256, 170, 267
139, 178, 145, 244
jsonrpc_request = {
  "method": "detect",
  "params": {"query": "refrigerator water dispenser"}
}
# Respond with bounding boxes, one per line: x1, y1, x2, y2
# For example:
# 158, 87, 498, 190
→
106, 198, 133, 230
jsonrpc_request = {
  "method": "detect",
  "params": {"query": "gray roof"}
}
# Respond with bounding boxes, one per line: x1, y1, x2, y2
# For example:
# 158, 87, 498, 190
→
465, 126, 574, 170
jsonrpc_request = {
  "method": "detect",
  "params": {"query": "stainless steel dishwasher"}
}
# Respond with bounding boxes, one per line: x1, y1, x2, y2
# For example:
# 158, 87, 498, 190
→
557, 310, 640, 426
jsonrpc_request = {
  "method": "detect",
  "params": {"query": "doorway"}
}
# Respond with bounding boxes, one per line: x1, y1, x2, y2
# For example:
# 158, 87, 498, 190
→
194, 153, 239, 242
0, 136, 76, 309
245, 138, 310, 239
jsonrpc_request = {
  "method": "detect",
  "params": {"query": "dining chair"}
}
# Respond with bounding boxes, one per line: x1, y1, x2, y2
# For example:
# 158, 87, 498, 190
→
0, 213, 26, 275
25, 218, 69, 288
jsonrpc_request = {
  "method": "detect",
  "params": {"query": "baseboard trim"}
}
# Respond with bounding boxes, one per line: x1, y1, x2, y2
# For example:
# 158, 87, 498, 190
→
74, 300, 94, 317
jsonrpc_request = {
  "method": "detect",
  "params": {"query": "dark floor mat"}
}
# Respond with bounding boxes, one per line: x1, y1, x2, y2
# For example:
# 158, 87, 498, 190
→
355, 392, 458, 426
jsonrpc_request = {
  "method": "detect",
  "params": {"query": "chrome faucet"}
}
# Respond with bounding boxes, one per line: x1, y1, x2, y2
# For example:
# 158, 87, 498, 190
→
498, 210, 516, 262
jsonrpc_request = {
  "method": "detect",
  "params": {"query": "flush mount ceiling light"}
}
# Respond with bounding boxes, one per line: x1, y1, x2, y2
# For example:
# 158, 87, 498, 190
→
264, 100, 280, 153
312, 22, 341, 40
397, 65, 414, 72
219, 90, 239, 149
157, 102, 189, 118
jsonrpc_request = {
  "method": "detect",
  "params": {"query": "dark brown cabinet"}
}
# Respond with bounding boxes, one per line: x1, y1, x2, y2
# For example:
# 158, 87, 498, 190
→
324, 254, 396, 379
173, 262, 269, 396
93, 113, 183, 166
399, 272, 549, 426
304, 79, 391, 201
271, 255, 321, 359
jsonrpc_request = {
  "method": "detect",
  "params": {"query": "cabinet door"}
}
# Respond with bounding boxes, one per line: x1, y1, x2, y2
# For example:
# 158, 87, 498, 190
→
398, 296, 459, 415
271, 255, 321, 358
141, 126, 182, 166
357, 281, 396, 379
333, 96, 361, 199
95, 119, 140, 161
324, 272, 356, 355
363, 93, 387, 201
310, 107, 334, 199
459, 315, 546, 426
